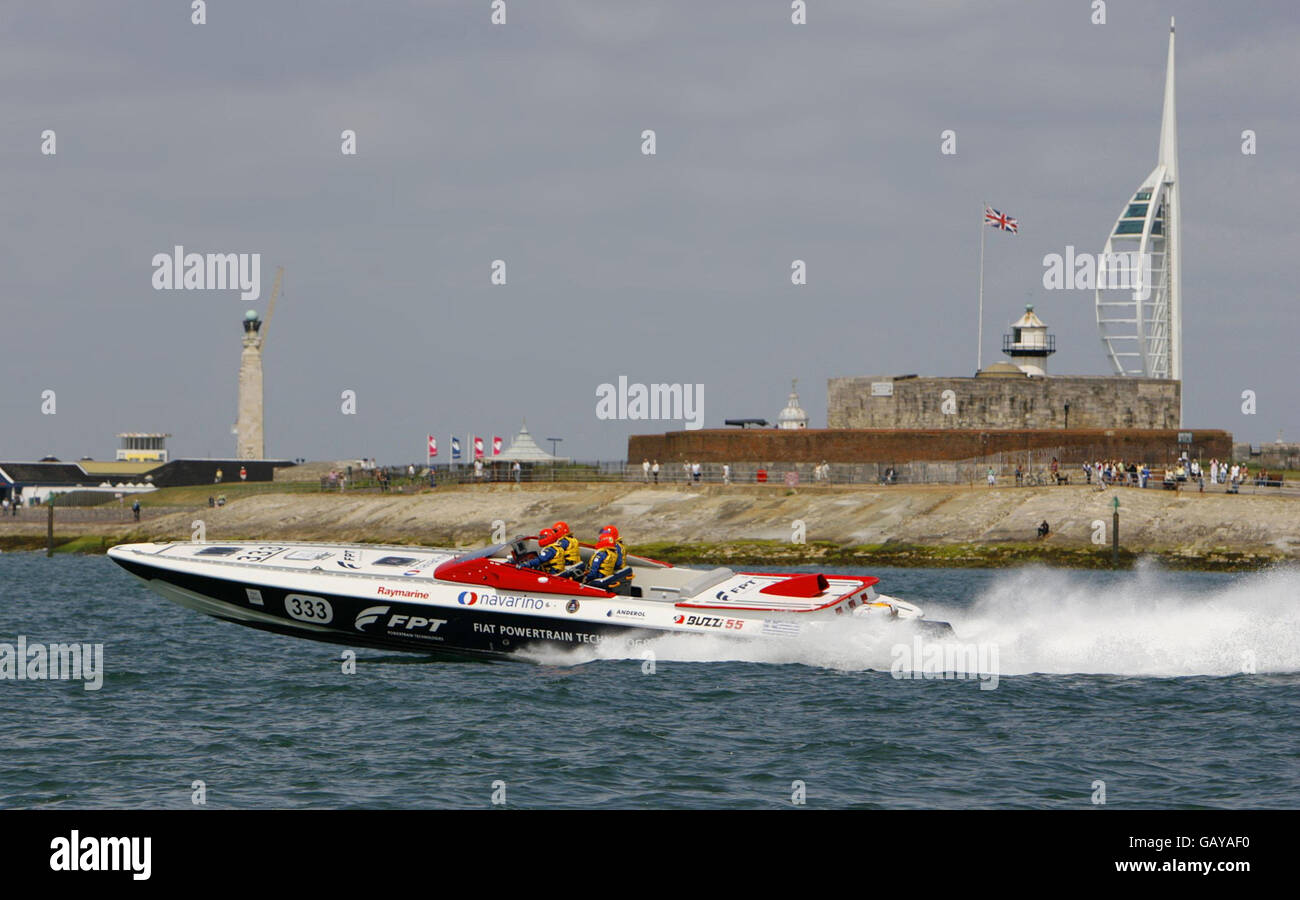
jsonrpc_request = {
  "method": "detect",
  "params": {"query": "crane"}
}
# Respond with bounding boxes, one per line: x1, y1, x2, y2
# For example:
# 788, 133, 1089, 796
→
260, 266, 284, 347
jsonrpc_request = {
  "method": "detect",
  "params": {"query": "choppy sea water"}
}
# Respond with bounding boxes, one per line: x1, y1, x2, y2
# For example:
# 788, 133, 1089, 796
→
0, 553, 1296, 809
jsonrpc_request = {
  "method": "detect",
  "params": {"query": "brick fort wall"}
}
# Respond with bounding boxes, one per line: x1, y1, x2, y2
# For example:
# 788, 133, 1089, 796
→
628, 428, 1232, 466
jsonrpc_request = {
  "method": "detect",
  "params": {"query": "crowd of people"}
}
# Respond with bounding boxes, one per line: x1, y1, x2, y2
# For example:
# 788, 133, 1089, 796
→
637, 459, 858, 485
984, 453, 1288, 494
1070, 455, 1281, 493
640, 459, 736, 484
1081, 459, 1159, 488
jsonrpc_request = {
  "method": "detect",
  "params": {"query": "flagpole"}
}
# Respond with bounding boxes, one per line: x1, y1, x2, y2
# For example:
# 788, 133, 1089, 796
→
978, 201, 986, 373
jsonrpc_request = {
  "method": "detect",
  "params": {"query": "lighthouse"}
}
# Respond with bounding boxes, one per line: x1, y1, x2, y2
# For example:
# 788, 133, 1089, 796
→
1002, 305, 1056, 376
235, 309, 265, 459
233, 266, 282, 460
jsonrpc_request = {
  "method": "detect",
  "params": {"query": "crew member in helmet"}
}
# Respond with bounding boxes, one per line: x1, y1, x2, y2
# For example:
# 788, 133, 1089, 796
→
598, 525, 626, 565
521, 528, 563, 572
584, 533, 630, 590
551, 521, 582, 573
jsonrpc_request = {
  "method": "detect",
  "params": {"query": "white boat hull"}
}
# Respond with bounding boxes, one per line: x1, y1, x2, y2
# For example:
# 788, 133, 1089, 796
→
108, 539, 952, 658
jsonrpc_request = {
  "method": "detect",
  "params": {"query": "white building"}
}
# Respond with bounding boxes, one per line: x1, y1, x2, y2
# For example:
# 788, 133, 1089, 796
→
116, 432, 170, 462
777, 380, 808, 429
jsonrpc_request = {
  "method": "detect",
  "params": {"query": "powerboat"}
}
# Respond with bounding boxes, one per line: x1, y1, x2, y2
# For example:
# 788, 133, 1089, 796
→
107, 536, 953, 658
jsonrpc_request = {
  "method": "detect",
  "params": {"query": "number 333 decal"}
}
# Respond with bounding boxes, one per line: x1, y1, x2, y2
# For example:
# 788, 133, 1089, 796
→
283, 594, 333, 624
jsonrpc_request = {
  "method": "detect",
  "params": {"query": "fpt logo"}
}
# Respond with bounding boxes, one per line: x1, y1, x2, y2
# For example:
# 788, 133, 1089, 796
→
355, 605, 390, 630
458, 591, 479, 606
353, 605, 448, 633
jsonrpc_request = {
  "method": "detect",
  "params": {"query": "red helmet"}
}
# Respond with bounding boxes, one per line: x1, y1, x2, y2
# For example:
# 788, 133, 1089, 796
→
599, 524, 619, 541
596, 533, 617, 550
552, 521, 569, 538
537, 528, 557, 546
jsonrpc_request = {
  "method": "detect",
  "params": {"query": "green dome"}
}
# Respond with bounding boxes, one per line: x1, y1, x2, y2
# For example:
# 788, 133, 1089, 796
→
244, 309, 259, 321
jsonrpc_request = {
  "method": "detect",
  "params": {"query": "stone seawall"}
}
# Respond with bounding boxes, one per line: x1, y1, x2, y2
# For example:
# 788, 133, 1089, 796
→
5, 483, 1294, 567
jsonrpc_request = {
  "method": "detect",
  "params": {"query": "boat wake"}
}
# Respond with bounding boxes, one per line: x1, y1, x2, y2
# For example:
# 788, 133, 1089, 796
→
523, 562, 1300, 678
948, 562, 1300, 677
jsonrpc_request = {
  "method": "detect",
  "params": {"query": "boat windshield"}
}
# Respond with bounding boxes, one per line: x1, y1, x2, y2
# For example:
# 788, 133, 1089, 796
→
449, 542, 512, 564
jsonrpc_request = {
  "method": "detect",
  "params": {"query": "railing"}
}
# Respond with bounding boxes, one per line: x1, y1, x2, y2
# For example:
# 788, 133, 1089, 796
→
303, 454, 1298, 495
1002, 333, 1056, 353
1, 505, 194, 523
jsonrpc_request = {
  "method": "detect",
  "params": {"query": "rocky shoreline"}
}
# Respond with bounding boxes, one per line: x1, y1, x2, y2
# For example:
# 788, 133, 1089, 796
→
2, 482, 1296, 571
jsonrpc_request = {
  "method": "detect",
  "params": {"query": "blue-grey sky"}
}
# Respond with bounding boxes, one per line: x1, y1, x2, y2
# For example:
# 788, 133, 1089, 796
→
2, 1, 1296, 463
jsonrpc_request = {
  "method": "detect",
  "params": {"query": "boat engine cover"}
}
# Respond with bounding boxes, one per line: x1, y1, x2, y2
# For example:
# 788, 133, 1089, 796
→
759, 573, 829, 598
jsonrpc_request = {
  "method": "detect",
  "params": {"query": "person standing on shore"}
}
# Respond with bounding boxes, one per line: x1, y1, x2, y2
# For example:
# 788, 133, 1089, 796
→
651, 460, 659, 484
642, 459, 650, 482
722, 463, 731, 485
987, 467, 996, 487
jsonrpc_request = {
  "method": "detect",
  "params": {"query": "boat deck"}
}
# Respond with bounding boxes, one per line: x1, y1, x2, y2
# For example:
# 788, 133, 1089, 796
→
125, 541, 879, 615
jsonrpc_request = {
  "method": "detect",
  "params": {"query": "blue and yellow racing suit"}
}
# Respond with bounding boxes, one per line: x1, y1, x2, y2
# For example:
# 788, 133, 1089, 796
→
554, 534, 581, 572
585, 541, 633, 588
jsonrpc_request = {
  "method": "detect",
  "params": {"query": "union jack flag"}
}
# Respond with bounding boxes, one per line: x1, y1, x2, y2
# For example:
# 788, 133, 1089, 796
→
984, 206, 1018, 233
